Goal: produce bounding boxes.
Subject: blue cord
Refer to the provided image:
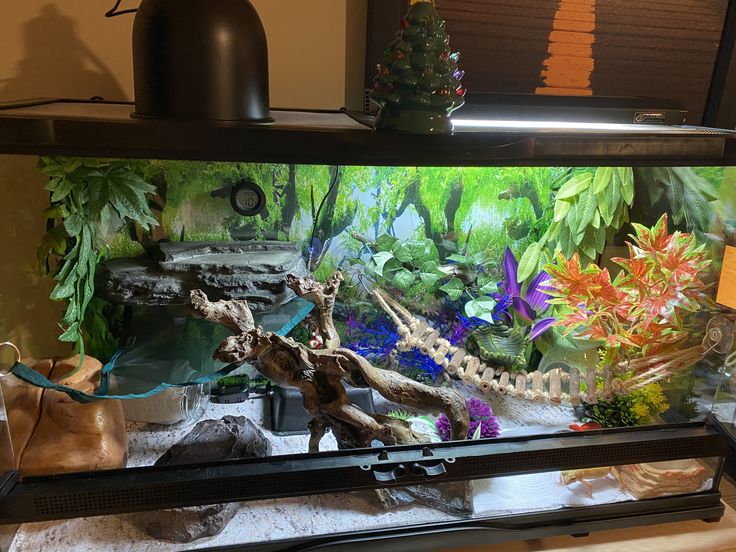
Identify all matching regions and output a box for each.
[11,300,315,403]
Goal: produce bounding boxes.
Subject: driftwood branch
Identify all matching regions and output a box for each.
[191,272,469,452]
[190,289,254,334]
[286,271,342,349]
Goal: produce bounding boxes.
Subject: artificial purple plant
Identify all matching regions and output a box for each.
[490,247,555,340]
[437,397,501,440]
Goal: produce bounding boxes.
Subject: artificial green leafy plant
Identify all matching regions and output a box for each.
[632,167,722,232]
[464,247,555,372]
[519,167,635,282]
[361,233,466,302]
[37,157,158,363]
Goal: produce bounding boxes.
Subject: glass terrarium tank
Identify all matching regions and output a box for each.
[713,324,736,474]
[2,156,733,551]
[714,359,736,432]
[0,96,734,552]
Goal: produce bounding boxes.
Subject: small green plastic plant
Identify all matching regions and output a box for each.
[356,233,497,311]
[582,383,670,428]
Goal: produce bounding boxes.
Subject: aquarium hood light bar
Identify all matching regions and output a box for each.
[454,93,690,127]
[451,118,645,131]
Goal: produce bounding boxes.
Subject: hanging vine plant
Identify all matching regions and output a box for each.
[37,157,158,363]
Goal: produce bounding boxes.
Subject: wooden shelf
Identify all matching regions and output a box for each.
[0,99,734,166]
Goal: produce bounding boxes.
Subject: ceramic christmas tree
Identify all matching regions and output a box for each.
[370,0,465,134]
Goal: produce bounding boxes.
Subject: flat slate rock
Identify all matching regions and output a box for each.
[154,415,271,465]
[96,241,308,310]
[124,416,271,543]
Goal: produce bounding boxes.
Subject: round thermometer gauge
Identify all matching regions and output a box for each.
[230,181,266,216]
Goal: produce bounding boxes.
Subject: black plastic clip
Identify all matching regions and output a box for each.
[370,460,448,483]
[409,461,447,479]
[372,464,407,483]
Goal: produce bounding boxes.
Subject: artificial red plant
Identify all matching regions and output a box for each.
[545,213,712,368]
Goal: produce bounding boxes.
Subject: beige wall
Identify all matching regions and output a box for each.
[0,1,365,358]
[0,1,365,107]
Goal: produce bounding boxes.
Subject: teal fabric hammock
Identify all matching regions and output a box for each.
[8,300,314,404]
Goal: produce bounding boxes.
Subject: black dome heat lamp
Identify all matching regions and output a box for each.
[107,0,272,123]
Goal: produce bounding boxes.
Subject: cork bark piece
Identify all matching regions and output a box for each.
[1,358,54,468]
[19,355,128,477]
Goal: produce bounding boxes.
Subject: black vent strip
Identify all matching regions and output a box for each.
[14,432,732,520]
[0,425,728,523]
[31,470,357,518]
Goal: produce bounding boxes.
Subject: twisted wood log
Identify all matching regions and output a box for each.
[191,272,469,452]
[286,272,342,349]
